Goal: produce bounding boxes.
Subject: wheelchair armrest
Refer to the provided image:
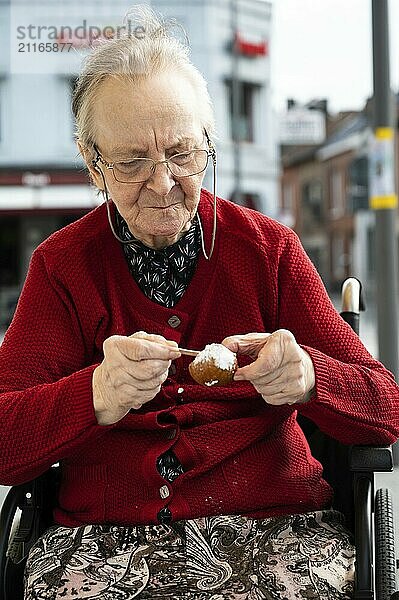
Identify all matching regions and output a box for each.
[350,445,393,473]
[0,467,59,570]
[0,482,32,587]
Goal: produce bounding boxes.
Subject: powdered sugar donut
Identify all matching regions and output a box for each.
[189,343,238,386]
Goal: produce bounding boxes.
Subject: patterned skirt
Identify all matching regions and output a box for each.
[24,510,355,600]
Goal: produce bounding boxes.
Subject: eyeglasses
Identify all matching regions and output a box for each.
[93,144,215,184]
[98,128,218,259]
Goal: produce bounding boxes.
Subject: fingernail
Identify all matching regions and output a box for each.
[234,374,244,380]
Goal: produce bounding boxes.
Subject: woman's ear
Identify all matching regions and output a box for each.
[77,140,104,190]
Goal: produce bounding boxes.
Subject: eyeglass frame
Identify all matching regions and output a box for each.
[92,128,216,184]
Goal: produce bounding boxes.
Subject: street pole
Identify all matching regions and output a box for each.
[371,0,399,459]
[371,0,399,376]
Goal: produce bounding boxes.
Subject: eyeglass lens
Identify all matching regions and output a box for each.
[113,149,209,183]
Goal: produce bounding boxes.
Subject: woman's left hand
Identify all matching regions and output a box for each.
[222,330,315,406]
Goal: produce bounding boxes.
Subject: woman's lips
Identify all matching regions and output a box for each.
[149,203,180,209]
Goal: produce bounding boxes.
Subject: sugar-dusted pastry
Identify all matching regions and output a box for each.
[189,343,238,386]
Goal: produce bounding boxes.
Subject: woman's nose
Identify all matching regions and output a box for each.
[145,162,176,196]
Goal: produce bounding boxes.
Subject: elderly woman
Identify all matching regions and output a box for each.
[1,7,399,600]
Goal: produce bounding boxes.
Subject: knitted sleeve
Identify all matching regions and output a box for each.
[0,248,114,485]
[277,230,399,445]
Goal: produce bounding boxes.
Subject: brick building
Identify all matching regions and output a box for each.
[280,97,399,292]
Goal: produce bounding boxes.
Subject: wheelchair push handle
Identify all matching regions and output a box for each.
[341,278,361,313]
[340,277,364,336]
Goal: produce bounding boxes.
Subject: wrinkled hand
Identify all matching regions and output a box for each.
[222,330,315,406]
[93,331,181,425]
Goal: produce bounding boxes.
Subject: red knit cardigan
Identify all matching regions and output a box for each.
[0,189,399,527]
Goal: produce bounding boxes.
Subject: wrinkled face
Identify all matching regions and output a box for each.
[84,73,208,249]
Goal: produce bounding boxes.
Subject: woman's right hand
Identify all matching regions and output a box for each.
[92,331,181,425]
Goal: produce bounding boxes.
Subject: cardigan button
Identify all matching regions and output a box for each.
[169,364,177,376]
[176,386,184,405]
[165,428,177,440]
[159,485,170,499]
[167,315,181,328]
[157,507,172,523]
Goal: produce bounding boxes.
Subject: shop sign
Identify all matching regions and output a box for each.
[279,108,326,145]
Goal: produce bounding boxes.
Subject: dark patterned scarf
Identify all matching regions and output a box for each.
[115,209,201,308]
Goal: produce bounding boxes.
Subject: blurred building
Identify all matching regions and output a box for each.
[279,96,399,292]
[279,99,329,281]
[0,0,278,326]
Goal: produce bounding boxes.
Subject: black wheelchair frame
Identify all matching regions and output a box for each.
[0,278,398,600]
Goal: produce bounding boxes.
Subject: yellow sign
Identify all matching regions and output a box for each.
[370,195,398,209]
[369,127,398,209]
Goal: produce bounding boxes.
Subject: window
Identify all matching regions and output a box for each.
[282,182,294,214]
[330,169,345,218]
[347,156,368,212]
[226,80,259,142]
[0,217,19,287]
[279,182,296,227]
[302,180,323,225]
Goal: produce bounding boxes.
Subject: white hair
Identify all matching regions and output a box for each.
[72,5,216,149]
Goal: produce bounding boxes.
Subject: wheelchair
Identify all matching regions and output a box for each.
[0,278,398,600]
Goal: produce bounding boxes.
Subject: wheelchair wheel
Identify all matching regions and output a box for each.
[375,488,397,600]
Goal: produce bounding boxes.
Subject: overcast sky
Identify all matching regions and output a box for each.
[271,0,399,115]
